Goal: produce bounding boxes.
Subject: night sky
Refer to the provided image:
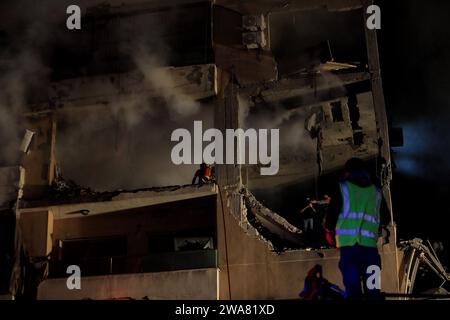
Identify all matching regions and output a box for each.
[378,0,450,264]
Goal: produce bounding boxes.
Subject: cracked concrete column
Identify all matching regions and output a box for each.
[21,114,57,200]
[363,0,400,292]
[214,71,241,187]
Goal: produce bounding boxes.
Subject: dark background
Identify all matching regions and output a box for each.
[378,0,450,265]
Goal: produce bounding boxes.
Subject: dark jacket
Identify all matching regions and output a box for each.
[300,205,315,220]
[324,172,391,232]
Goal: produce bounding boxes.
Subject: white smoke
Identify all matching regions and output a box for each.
[56,46,213,191]
[240,96,316,160]
[0,21,51,165]
[50,3,214,191]
[133,50,200,119]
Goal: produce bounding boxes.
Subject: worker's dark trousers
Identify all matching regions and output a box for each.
[339,245,382,300]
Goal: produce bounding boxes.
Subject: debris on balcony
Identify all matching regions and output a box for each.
[21,171,217,212]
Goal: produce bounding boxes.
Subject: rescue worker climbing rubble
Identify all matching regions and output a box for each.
[300,196,331,247]
[324,157,391,300]
[300,198,316,233]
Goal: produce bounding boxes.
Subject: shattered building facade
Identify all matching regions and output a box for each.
[0,0,447,300]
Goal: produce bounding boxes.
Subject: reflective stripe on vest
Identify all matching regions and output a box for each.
[340,212,380,225]
[335,181,381,248]
[335,229,378,239]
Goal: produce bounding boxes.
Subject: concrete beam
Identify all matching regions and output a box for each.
[85,0,212,20]
[28,64,217,114]
[214,81,241,187]
[214,44,278,85]
[215,0,363,15]
[21,115,57,200]
[362,0,400,291]
[240,71,370,111]
[243,71,370,93]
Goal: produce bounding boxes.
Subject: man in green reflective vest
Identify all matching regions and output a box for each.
[324,158,391,299]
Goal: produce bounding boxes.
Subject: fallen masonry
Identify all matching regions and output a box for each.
[242,188,305,251]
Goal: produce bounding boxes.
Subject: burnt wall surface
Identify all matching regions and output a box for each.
[1,1,213,82]
[52,195,216,242]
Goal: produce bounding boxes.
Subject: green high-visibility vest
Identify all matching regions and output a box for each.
[335,181,382,248]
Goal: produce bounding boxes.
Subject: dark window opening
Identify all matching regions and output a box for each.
[61,236,127,261]
[174,237,214,251]
[49,236,127,278]
[348,94,361,130]
[270,8,368,76]
[331,101,344,122]
[51,2,213,80]
[147,234,175,253]
[141,229,216,272]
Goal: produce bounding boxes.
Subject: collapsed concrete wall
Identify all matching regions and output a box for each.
[216,185,399,299]
[243,189,305,251]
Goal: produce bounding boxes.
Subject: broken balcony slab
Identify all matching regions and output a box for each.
[320,61,358,72]
[220,186,276,252]
[243,189,304,248]
[19,184,217,219]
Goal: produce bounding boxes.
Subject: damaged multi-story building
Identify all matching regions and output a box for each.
[0,0,449,300]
